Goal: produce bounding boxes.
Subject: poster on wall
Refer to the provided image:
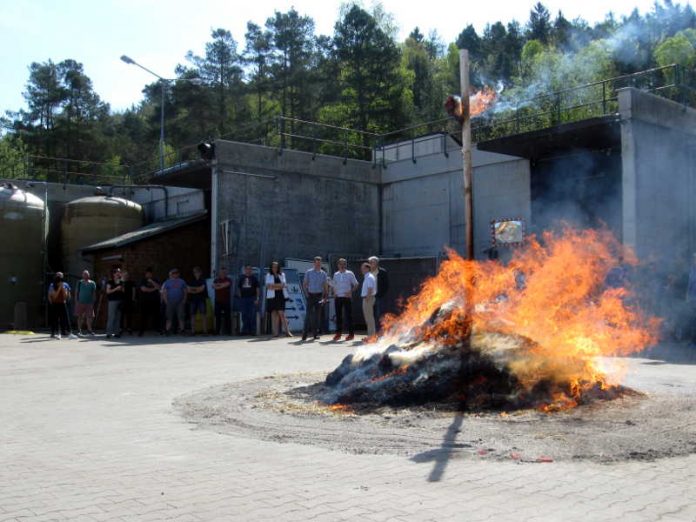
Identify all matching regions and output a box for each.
[284,258,336,332]
[282,268,306,332]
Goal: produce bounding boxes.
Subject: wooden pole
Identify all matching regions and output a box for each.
[460,49,474,261]
[458,51,475,398]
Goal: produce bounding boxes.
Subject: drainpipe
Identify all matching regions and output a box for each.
[210,158,219,277]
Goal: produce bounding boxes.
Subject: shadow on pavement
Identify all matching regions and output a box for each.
[411,413,465,482]
[18,337,63,343]
[19,334,242,346]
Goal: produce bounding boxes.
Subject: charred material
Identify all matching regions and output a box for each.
[321,331,631,411]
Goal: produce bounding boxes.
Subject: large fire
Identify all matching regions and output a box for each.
[372,227,659,410]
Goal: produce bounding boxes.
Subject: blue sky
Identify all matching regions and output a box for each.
[1,0,670,115]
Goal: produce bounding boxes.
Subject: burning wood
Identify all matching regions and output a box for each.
[322,227,660,412]
[445,87,498,124]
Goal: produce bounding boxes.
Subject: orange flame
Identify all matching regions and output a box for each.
[328,403,354,413]
[469,87,497,117]
[379,227,660,409]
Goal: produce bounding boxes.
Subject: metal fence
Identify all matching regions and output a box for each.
[269,64,696,168]
[6,64,695,184]
[471,64,696,143]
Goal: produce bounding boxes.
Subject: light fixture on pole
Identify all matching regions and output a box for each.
[120,55,202,174]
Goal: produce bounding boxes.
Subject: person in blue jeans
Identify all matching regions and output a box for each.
[237,265,260,335]
[162,268,187,335]
[302,256,328,341]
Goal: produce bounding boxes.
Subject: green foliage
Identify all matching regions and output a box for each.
[0,135,27,178]
[654,31,696,68]
[331,5,410,139]
[527,2,552,44]
[5,1,696,173]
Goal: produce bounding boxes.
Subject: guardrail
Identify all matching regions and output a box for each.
[6,65,693,184]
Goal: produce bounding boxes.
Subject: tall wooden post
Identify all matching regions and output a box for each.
[460,49,474,260]
[459,51,475,394]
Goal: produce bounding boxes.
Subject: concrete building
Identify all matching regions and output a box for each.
[477,87,696,270]
[380,134,530,259]
[144,87,696,277]
[214,140,380,272]
[130,85,696,332]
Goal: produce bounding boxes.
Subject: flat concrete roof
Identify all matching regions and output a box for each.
[148,161,211,190]
[477,115,621,159]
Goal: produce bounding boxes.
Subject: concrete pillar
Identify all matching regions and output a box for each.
[618,88,638,254]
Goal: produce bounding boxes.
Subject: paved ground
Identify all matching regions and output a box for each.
[1,333,695,522]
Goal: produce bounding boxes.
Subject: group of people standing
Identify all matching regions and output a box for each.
[261,255,388,342]
[48,266,239,339]
[103,265,238,337]
[47,255,389,341]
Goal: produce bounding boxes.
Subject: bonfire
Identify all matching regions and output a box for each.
[322,227,660,412]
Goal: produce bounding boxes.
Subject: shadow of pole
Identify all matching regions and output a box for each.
[410,413,465,482]
[427,414,464,482]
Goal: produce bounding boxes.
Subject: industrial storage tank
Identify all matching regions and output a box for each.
[61,196,143,279]
[0,183,48,329]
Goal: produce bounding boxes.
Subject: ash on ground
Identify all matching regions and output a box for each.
[174,365,696,464]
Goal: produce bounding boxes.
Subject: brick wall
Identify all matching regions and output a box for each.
[87,218,210,328]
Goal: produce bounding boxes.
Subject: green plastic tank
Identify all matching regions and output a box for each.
[61,196,143,279]
[0,183,48,329]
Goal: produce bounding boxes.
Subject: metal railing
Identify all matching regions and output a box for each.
[271,64,696,168]
[471,64,696,143]
[276,116,378,163]
[5,65,695,184]
[0,155,134,186]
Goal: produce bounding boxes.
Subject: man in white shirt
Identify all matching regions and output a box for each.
[361,262,377,339]
[332,258,359,341]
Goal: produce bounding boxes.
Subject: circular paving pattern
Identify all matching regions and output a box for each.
[174,372,696,463]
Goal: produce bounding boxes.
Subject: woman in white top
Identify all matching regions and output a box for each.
[264,261,292,337]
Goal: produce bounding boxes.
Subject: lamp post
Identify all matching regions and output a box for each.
[120,55,201,174]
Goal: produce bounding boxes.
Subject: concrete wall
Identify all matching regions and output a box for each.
[215,140,379,273]
[122,186,204,222]
[380,134,530,259]
[620,88,696,266]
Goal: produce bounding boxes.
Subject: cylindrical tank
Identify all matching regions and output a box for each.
[0,183,48,329]
[61,196,143,279]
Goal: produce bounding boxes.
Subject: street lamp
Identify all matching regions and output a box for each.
[120,55,202,174]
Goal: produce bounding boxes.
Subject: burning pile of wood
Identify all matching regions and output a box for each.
[322,228,659,412]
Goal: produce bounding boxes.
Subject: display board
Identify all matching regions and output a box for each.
[285,258,336,332]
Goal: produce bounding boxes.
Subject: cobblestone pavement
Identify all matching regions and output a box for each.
[1,333,695,522]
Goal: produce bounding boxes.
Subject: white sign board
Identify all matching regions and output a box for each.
[285,258,336,332]
[282,268,306,332]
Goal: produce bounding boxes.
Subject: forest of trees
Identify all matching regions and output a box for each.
[2,1,696,182]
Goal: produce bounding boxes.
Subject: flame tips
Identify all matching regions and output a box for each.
[375,226,659,411]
